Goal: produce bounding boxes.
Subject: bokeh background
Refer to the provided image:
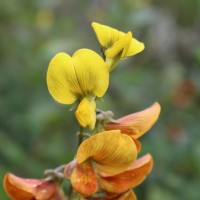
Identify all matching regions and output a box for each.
[1,0,200,199]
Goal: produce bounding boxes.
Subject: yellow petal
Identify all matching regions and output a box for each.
[75,97,96,130]
[47,52,79,104]
[92,22,121,47]
[77,130,137,176]
[71,161,98,197]
[99,154,153,194]
[126,37,145,56]
[105,102,161,139]
[72,49,109,97]
[105,32,132,59]
[105,57,121,72]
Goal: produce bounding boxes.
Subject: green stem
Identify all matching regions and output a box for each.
[78,126,84,146]
[67,185,73,199]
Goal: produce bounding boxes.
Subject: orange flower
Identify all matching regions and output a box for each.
[4,173,62,200]
[76,130,137,176]
[65,130,137,197]
[65,131,152,199]
[65,154,152,199]
[105,102,161,139]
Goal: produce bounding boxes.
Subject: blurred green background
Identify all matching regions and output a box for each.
[1,0,200,199]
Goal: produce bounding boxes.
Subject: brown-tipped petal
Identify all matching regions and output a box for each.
[71,161,98,197]
[77,130,137,176]
[105,102,161,139]
[99,154,153,194]
[4,173,57,200]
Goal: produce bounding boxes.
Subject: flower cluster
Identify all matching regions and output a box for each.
[4,22,161,200]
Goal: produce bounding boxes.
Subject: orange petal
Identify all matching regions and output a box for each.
[4,173,34,200]
[82,190,137,200]
[124,190,137,200]
[132,138,141,153]
[99,154,153,194]
[105,102,161,139]
[35,181,58,200]
[115,190,137,200]
[71,161,98,197]
[4,173,57,200]
[77,130,137,176]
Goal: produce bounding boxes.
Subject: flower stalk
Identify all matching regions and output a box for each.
[3,22,160,200]
[77,126,85,146]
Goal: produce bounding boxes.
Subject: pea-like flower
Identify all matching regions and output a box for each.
[105,102,161,139]
[64,133,152,199]
[92,22,145,71]
[47,48,109,130]
[64,130,153,199]
[4,173,62,200]
[76,130,137,176]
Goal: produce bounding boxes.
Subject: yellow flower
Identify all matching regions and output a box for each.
[92,22,145,71]
[47,48,109,129]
